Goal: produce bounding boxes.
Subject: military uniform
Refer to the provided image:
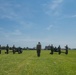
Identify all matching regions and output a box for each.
[37,42,41,57]
[58,45,61,54]
[65,45,68,54]
[0,45,1,54]
[50,44,54,54]
[6,44,9,54]
[12,45,15,54]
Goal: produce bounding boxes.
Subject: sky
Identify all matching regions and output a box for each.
[0,0,76,48]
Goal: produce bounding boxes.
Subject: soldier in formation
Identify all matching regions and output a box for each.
[0,45,1,54]
[54,47,58,52]
[6,44,9,54]
[50,44,54,54]
[18,47,22,54]
[58,45,61,54]
[65,45,68,54]
[12,45,15,54]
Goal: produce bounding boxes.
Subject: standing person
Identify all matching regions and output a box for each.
[18,47,22,54]
[12,45,15,54]
[50,44,54,54]
[6,44,9,54]
[0,45,1,54]
[65,45,68,54]
[58,45,61,55]
[36,42,41,57]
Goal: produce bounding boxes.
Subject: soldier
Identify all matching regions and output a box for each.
[0,45,1,54]
[6,44,9,54]
[12,45,15,54]
[18,47,22,54]
[65,45,68,54]
[20,47,22,53]
[36,42,41,57]
[50,44,54,54]
[58,45,61,55]
[54,47,57,52]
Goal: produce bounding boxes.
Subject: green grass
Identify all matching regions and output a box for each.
[0,50,76,75]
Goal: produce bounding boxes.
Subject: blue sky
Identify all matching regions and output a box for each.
[0,0,76,48]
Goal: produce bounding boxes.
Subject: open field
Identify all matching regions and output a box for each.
[0,50,76,75]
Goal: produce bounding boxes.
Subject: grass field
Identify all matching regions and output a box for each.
[0,50,76,75]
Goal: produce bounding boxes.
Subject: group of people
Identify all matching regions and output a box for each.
[36,42,68,57]
[0,44,22,54]
[0,43,68,56]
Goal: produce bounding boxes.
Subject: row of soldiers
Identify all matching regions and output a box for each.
[49,45,68,55]
[0,45,22,54]
[36,42,68,57]
[0,43,68,56]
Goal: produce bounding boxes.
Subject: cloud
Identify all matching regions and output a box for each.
[0,27,76,48]
[0,27,52,47]
[19,21,33,30]
[0,2,18,20]
[66,15,76,18]
[46,25,53,31]
[43,0,64,16]
[64,15,76,18]
[0,27,3,31]
[71,15,76,18]
[51,0,63,10]
[58,14,76,20]
[12,30,22,35]
[1,0,35,29]
[0,1,19,20]
[0,1,34,31]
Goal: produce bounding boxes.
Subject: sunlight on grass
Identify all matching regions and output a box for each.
[0,50,76,75]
